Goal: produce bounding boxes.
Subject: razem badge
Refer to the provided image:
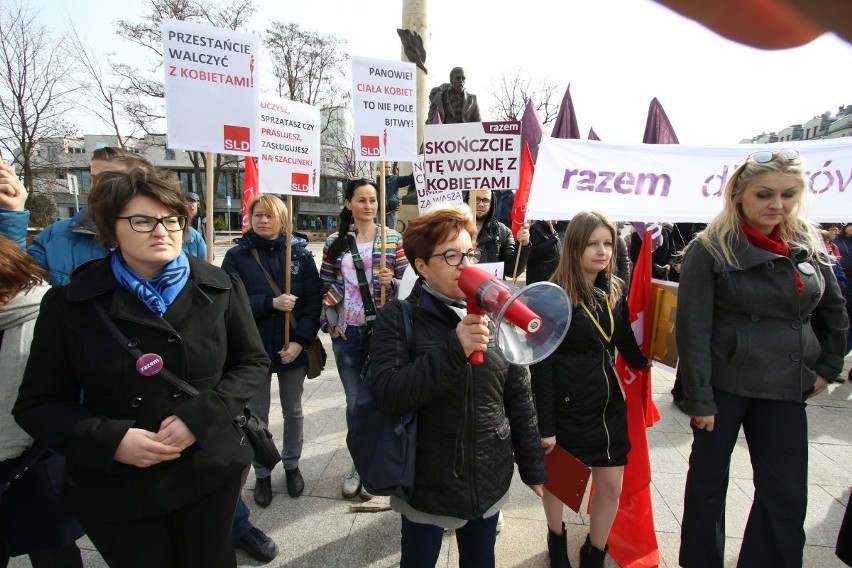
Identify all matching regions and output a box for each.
[136,353,164,377]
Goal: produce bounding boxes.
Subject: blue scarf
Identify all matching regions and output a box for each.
[110,251,190,316]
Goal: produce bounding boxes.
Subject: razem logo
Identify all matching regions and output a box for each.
[223,125,251,152]
[360,135,380,157]
[291,172,309,193]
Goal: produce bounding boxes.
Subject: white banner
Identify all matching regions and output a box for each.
[351,56,417,162]
[412,156,463,213]
[162,19,260,155]
[528,137,852,223]
[257,98,321,196]
[423,121,521,193]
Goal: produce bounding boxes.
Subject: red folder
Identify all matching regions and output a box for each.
[544,445,592,512]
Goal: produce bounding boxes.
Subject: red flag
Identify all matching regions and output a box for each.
[241,156,259,233]
[510,142,534,239]
[608,233,661,568]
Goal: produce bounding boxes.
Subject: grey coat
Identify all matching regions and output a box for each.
[676,235,848,417]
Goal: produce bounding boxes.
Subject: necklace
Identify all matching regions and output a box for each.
[580,298,614,343]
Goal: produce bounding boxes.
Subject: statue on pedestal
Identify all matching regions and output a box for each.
[426,67,481,124]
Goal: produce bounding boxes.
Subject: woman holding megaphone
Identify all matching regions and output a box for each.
[368,205,546,568]
[530,211,648,568]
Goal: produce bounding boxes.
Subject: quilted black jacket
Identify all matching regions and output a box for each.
[369,282,547,519]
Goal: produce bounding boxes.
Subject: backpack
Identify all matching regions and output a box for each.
[346,299,417,501]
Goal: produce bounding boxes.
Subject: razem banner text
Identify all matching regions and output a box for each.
[423,121,521,200]
[527,137,852,223]
[162,19,260,156]
[351,56,417,162]
[257,97,321,196]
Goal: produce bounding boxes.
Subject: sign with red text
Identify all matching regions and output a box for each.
[423,121,521,194]
[351,56,417,162]
[412,155,463,213]
[528,137,852,222]
[257,97,321,196]
[162,19,260,155]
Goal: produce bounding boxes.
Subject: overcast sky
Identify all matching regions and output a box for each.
[35,0,852,145]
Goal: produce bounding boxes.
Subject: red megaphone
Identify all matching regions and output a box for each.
[458,266,543,365]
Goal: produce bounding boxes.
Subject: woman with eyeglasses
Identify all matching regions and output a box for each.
[13,167,269,568]
[320,178,408,500]
[368,205,546,567]
[221,194,322,506]
[530,211,648,568]
[676,149,848,568]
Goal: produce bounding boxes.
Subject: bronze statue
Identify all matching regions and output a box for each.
[426,67,481,124]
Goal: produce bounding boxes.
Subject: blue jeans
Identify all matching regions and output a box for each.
[400,514,499,568]
[332,326,371,430]
[231,497,252,541]
[247,366,306,476]
[386,210,399,232]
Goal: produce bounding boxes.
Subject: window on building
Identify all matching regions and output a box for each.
[163,147,176,160]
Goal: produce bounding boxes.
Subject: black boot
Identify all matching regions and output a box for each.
[579,534,607,568]
[547,522,572,568]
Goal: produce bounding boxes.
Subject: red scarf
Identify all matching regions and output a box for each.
[740,223,803,295]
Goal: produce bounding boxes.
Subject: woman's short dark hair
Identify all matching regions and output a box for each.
[0,235,47,300]
[403,205,477,276]
[87,166,188,247]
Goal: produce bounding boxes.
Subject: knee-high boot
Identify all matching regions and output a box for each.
[547,522,572,568]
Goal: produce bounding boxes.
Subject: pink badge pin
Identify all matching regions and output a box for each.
[136,353,163,376]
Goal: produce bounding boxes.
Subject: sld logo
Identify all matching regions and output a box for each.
[224,125,250,152]
[291,173,309,193]
[360,135,380,157]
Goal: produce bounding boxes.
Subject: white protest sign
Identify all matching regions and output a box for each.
[423,121,521,193]
[528,137,852,223]
[413,156,463,213]
[257,98,321,196]
[162,19,260,155]
[351,56,417,162]
[476,262,505,280]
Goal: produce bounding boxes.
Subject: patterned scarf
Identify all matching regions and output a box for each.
[110,251,190,316]
[740,224,803,295]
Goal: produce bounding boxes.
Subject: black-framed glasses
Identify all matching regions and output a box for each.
[475,197,491,205]
[117,215,187,233]
[747,148,800,164]
[429,248,481,266]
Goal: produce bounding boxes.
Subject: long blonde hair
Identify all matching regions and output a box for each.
[696,151,824,266]
[550,211,623,309]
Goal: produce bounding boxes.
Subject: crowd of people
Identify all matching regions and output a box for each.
[0,147,850,568]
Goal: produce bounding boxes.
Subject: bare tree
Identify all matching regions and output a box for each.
[0,0,80,184]
[264,21,349,133]
[489,70,561,125]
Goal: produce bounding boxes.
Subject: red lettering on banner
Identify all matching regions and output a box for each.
[224,125,250,152]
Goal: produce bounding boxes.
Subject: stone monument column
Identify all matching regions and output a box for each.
[401,0,429,148]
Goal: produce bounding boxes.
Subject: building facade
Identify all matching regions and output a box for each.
[740,104,852,144]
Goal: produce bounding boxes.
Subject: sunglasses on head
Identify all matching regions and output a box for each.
[746,148,800,164]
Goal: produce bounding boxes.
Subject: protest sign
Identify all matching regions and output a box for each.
[351,56,417,162]
[257,97,321,196]
[162,19,260,155]
[412,156,462,213]
[528,137,852,222]
[423,121,521,194]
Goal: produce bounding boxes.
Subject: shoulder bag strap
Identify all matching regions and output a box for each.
[347,235,377,321]
[249,248,299,330]
[93,301,200,397]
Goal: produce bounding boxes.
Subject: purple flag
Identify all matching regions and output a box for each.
[634,98,680,250]
[521,99,544,163]
[588,127,601,141]
[551,85,581,140]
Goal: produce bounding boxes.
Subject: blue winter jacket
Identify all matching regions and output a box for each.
[0,208,207,285]
[221,231,322,373]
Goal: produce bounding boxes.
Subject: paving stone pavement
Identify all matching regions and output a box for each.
[10,241,850,567]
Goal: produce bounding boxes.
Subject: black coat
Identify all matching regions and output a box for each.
[530,276,647,465]
[369,282,547,519]
[13,254,270,522]
[221,232,322,373]
[526,221,560,284]
[476,195,529,279]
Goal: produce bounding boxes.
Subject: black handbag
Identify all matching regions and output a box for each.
[93,302,281,470]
